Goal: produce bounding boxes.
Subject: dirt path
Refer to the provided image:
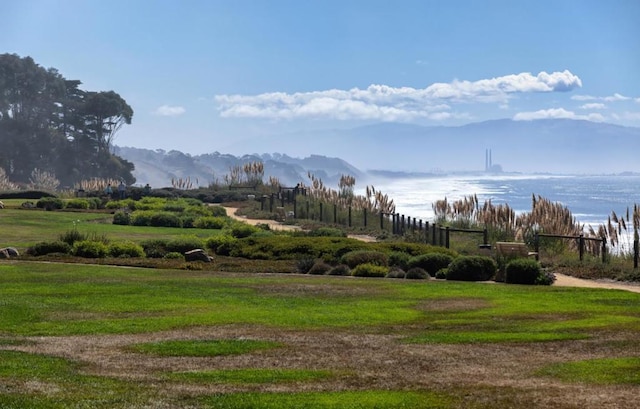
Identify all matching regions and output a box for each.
[222,206,377,242]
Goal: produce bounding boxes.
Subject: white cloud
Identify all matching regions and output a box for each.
[580,103,606,110]
[154,105,186,117]
[513,108,604,122]
[215,70,582,121]
[571,93,631,102]
[636,98,640,103]
[612,111,640,122]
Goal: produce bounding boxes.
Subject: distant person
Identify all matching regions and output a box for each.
[104,183,113,197]
[118,181,126,199]
[143,183,151,195]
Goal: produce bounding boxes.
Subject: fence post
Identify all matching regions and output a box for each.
[425,222,430,244]
[319,202,323,222]
[445,226,450,248]
[363,209,367,228]
[439,226,445,246]
[602,237,607,263]
[293,197,297,219]
[579,234,584,261]
[534,232,540,261]
[483,228,488,246]
[634,230,638,269]
[432,224,437,245]
[333,204,337,224]
[269,194,274,212]
[348,206,352,227]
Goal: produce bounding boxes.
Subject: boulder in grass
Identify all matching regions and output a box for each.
[0,247,19,258]
[184,248,213,262]
[0,249,8,259]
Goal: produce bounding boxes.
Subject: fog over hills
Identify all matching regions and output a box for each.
[220,119,640,174]
[117,119,640,187]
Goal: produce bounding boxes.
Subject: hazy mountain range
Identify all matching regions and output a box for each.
[117,119,640,188]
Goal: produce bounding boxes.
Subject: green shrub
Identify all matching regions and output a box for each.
[341,250,388,269]
[108,241,145,258]
[296,257,316,274]
[179,214,197,228]
[386,268,406,279]
[162,203,186,213]
[193,216,227,229]
[229,223,260,238]
[308,260,332,275]
[73,240,108,258]
[209,205,227,217]
[166,236,205,254]
[205,235,239,256]
[86,197,103,209]
[105,199,136,211]
[112,211,131,225]
[327,264,350,276]
[163,252,185,260]
[407,253,454,276]
[505,258,544,285]
[27,241,72,256]
[405,267,429,280]
[351,263,388,278]
[388,251,411,270]
[226,236,368,261]
[446,256,497,281]
[36,197,64,210]
[150,211,182,228]
[435,268,448,279]
[66,198,90,209]
[130,210,154,226]
[141,238,169,258]
[536,270,556,285]
[308,227,347,237]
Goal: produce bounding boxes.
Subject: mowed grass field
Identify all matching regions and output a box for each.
[0,203,639,408]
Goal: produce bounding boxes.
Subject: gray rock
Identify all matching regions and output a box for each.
[0,247,19,258]
[184,248,213,262]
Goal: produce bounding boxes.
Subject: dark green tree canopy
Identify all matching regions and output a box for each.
[0,53,135,187]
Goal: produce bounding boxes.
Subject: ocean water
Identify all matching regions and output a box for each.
[365,174,640,228]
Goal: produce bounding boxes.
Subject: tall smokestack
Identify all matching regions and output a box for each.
[489,149,492,170]
[485,149,488,171]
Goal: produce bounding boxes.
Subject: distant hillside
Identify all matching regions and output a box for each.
[114,147,366,188]
[220,119,640,174]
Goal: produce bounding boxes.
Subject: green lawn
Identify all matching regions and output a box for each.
[1,205,639,408]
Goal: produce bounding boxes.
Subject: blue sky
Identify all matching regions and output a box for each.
[4,0,640,155]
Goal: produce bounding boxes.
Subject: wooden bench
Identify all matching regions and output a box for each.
[495,242,538,258]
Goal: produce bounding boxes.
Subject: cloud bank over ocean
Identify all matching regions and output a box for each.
[215,70,582,122]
